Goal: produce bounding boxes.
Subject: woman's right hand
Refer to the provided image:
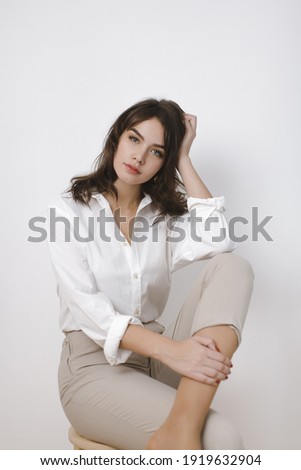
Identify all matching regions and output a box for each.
[162,336,233,385]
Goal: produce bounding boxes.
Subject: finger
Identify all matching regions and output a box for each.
[200,366,228,381]
[193,335,217,350]
[183,114,197,130]
[187,371,223,386]
[184,113,196,121]
[193,336,220,354]
[207,342,219,352]
[192,336,233,366]
[205,358,231,376]
[190,115,197,130]
[206,348,233,368]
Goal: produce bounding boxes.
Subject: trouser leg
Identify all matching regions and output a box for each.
[60,330,245,450]
[151,253,254,389]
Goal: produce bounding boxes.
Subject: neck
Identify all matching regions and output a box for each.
[105,179,143,211]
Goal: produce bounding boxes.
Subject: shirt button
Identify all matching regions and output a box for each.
[134,307,141,316]
[133,272,140,279]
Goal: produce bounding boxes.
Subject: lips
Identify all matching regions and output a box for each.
[124,163,141,174]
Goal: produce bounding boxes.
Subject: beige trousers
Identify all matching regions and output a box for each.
[58,253,254,450]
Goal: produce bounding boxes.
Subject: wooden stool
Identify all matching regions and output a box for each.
[68,426,117,450]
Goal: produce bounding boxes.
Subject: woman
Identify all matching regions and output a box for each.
[47,98,254,450]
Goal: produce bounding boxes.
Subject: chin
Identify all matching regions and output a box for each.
[118,176,142,185]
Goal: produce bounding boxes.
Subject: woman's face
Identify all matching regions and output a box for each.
[113,117,166,186]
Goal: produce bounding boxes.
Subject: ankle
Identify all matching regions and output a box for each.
[164,412,203,435]
[167,417,203,450]
[147,425,201,450]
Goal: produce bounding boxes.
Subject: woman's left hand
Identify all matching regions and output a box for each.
[178,113,197,162]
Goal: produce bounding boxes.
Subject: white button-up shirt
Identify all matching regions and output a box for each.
[46,192,237,365]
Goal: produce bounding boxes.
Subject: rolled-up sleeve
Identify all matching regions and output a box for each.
[46,203,143,365]
[168,196,238,273]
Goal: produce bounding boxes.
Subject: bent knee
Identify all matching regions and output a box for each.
[213,253,254,283]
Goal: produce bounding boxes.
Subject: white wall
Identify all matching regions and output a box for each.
[1,0,300,449]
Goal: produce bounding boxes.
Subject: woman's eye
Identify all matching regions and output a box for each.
[129,135,139,143]
[152,149,163,158]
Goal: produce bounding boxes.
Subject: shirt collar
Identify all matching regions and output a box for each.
[91,192,153,214]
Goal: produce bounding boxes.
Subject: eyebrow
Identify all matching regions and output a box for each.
[129,127,165,150]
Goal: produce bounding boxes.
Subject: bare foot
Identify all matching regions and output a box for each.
[146,421,202,450]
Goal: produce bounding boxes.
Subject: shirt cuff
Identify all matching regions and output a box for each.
[104,313,143,366]
[187,196,226,212]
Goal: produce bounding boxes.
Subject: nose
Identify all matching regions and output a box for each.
[132,148,145,164]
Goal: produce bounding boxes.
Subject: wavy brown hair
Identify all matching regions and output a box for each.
[66,98,188,224]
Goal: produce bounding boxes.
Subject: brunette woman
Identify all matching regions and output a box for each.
[47,98,254,450]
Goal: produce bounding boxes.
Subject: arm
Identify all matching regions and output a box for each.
[120,324,232,385]
[177,114,212,199]
[46,200,143,366]
[167,113,237,273]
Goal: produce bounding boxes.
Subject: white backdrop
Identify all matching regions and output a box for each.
[1,0,300,450]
